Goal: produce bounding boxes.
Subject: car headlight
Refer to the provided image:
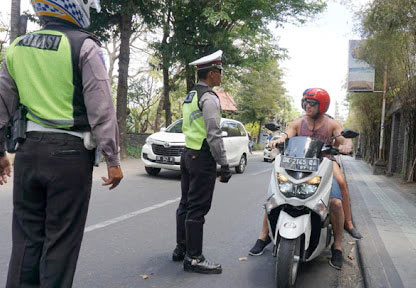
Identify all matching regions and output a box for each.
[146,137,155,145]
[277,173,320,199]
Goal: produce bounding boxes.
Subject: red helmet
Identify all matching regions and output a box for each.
[302,88,330,114]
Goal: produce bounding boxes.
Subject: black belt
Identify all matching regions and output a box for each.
[26,131,83,142]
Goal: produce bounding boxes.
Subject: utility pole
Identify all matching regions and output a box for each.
[373,64,388,175]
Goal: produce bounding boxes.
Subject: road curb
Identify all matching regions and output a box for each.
[338,156,368,288]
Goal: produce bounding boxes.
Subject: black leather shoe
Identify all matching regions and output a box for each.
[183,254,222,274]
[172,245,186,262]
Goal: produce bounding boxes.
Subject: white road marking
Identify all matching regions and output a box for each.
[84,197,181,233]
[250,168,273,176]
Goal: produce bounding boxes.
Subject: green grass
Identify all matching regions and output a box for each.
[127,144,143,158]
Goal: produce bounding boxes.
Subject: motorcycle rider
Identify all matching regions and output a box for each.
[249,88,358,270]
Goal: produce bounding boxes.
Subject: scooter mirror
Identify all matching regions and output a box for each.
[341,129,359,139]
[265,122,280,132]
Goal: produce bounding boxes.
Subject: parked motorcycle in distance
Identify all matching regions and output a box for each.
[264,128,359,288]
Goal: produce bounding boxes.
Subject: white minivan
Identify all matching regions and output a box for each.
[141,118,249,176]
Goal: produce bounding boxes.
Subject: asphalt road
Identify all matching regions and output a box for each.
[0,154,363,287]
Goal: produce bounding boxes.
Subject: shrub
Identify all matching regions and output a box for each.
[253,143,264,151]
[127,144,142,158]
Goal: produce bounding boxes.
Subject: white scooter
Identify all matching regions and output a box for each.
[264,124,358,288]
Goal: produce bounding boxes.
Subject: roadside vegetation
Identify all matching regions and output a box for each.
[126,144,143,159]
[345,0,416,181]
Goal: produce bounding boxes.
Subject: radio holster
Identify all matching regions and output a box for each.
[5,105,27,153]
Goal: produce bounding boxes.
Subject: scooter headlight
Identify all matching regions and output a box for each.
[277,173,320,199]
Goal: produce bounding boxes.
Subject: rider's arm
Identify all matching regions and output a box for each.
[332,119,353,154]
[270,118,300,148]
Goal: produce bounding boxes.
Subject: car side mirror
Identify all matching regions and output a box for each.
[221,131,228,137]
[341,129,359,139]
[160,127,166,132]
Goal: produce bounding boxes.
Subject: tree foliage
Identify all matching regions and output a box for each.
[347,0,416,179]
[88,0,326,156]
[234,59,295,141]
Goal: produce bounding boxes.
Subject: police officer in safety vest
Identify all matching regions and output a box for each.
[0,0,123,286]
[172,50,232,274]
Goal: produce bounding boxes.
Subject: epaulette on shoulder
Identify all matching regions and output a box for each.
[79,29,102,47]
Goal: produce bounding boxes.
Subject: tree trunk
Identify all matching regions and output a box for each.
[116,13,132,159]
[154,97,164,132]
[161,1,172,126]
[163,64,171,126]
[10,0,20,43]
[186,64,195,92]
[257,119,264,144]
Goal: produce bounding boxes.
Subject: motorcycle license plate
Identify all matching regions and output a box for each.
[156,156,175,164]
[280,156,319,172]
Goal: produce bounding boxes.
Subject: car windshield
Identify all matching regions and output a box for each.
[165,119,183,133]
[284,136,324,159]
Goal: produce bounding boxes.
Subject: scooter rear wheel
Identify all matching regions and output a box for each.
[275,237,301,288]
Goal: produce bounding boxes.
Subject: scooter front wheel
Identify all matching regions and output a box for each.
[275,236,301,288]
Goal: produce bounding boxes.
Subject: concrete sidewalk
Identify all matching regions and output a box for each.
[341,157,416,288]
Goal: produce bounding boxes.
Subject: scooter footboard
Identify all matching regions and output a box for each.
[275,211,312,251]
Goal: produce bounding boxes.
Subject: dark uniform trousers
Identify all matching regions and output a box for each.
[6,132,94,288]
[176,143,217,257]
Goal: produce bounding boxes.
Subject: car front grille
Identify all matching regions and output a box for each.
[152,144,185,157]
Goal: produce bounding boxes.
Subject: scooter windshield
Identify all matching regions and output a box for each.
[283,136,324,159]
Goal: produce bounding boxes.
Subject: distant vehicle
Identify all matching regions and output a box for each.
[264,134,282,162]
[141,118,249,176]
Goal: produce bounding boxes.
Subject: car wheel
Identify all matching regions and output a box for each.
[145,167,161,176]
[235,155,247,174]
[264,158,269,162]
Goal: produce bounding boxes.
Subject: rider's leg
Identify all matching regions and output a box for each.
[330,197,344,251]
[248,213,271,256]
[259,213,269,241]
[329,187,344,270]
[333,162,354,230]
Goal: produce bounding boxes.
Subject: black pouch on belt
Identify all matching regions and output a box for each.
[5,105,27,153]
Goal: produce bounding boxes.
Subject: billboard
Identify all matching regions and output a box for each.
[348,40,375,92]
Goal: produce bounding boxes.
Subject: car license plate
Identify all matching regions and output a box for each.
[156,156,175,164]
[280,156,319,172]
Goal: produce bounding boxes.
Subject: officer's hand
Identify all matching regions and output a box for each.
[218,165,232,183]
[102,166,123,190]
[0,155,11,185]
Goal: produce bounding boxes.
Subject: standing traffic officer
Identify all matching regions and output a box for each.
[0,0,123,286]
[172,50,232,274]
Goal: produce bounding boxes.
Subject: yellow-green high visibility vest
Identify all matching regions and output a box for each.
[182,84,221,150]
[6,24,95,131]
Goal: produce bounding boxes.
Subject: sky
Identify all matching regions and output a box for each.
[0,0,370,118]
[273,0,370,117]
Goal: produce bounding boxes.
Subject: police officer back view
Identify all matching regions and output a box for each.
[172,50,232,274]
[0,0,123,286]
